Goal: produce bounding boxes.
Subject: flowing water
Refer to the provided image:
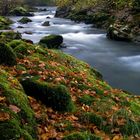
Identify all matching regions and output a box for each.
[9,7,140,94]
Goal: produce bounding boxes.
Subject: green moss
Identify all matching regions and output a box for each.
[0,70,37,139]
[112,109,140,136]
[18,17,32,24]
[78,94,94,106]
[0,43,17,66]
[8,40,25,49]
[39,34,63,49]
[20,78,75,112]
[0,16,12,30]
[10,7,33,16]
[1,31,22,40]
[63,132,102,140]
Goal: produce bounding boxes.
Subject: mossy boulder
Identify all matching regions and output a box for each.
[0,16,13,30]
[107,24,133,41]
[0,70,37,140]
[18,17,32,24]
[8,40,35,58]
[63,132,102,140]
[0,43,17,66]
[42,21,50,26]
[39,34,63,49]
[20,79,74,112]
[1,31,22,40]
[10,7,34,16]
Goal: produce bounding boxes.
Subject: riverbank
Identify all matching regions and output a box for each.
[0,31,140,139]
[55,0,140,42]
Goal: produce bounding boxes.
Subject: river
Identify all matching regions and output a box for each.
[9,6,140,95]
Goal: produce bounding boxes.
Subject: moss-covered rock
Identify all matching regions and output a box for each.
[20,79,75,112]
[1,31,22,40]
[0,69,37,140]
[0,16,13,30]
[62,132,102,140]
[39,34,63,49]
[9,7,34,16]
[18,17,32,24]
[0,43,17,66]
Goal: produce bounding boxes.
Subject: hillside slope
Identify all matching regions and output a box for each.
[0,32,140,139]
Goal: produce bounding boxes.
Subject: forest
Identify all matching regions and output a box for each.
[0,0,140,140]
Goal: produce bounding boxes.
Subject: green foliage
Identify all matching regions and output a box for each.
[8,40,25,49]
[39,34,63,49]
[63,132,102,140]
[0,43,17,66]
[20,79,75,112]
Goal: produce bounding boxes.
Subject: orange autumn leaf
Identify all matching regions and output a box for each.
[0,112,10,121]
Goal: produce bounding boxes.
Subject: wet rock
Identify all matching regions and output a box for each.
[107,24,133,41]
[39,34,63,49]
[42,21,50,26]
[18,17,32,24]
[10,7,34,16]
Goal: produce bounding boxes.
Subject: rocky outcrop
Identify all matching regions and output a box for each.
[18,17,32,24]
[107,24,133,41]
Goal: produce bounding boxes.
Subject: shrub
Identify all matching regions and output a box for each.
[0,43,17,66]
[39,34,63,49]
[20,79,74,112]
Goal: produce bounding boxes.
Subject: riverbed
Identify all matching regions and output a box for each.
[9,6,140,94]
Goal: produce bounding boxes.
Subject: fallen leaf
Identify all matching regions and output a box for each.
[9,105,21,113]
[0,112,10,121]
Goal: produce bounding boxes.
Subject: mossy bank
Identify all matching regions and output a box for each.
[0,32,140,139]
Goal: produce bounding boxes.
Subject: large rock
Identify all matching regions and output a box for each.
[55,6,71,18]
[107,24,133,41]
[18,17,32,24]
[39,34,63,49]
[10,7,34,16]
[42,21,50,26]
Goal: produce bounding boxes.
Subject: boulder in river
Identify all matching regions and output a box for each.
[42,21,50,26]
[9,7,34,16]
[39,34,63,49]
[18,17,32,24]
[107,24,133,41]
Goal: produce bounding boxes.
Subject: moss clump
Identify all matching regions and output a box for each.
[0,70,37,139]
[8,40,25,49]
[20,79,75,112]
[0,16,12,30]
[78,94,94,106]
[62,132,102,140]
[1,31,22,40]
[80,112,105,129]
[39,34,63,49]
[0,43,17,66]
[18,17,32,24]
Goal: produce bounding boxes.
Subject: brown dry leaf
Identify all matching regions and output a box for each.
[0,112,10,121]
[67,115,78,121]
[9,105,21,113]
[117,118,126,126]
[0,96,6,102]
[112,106,119,111]
[112,135,122,140]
